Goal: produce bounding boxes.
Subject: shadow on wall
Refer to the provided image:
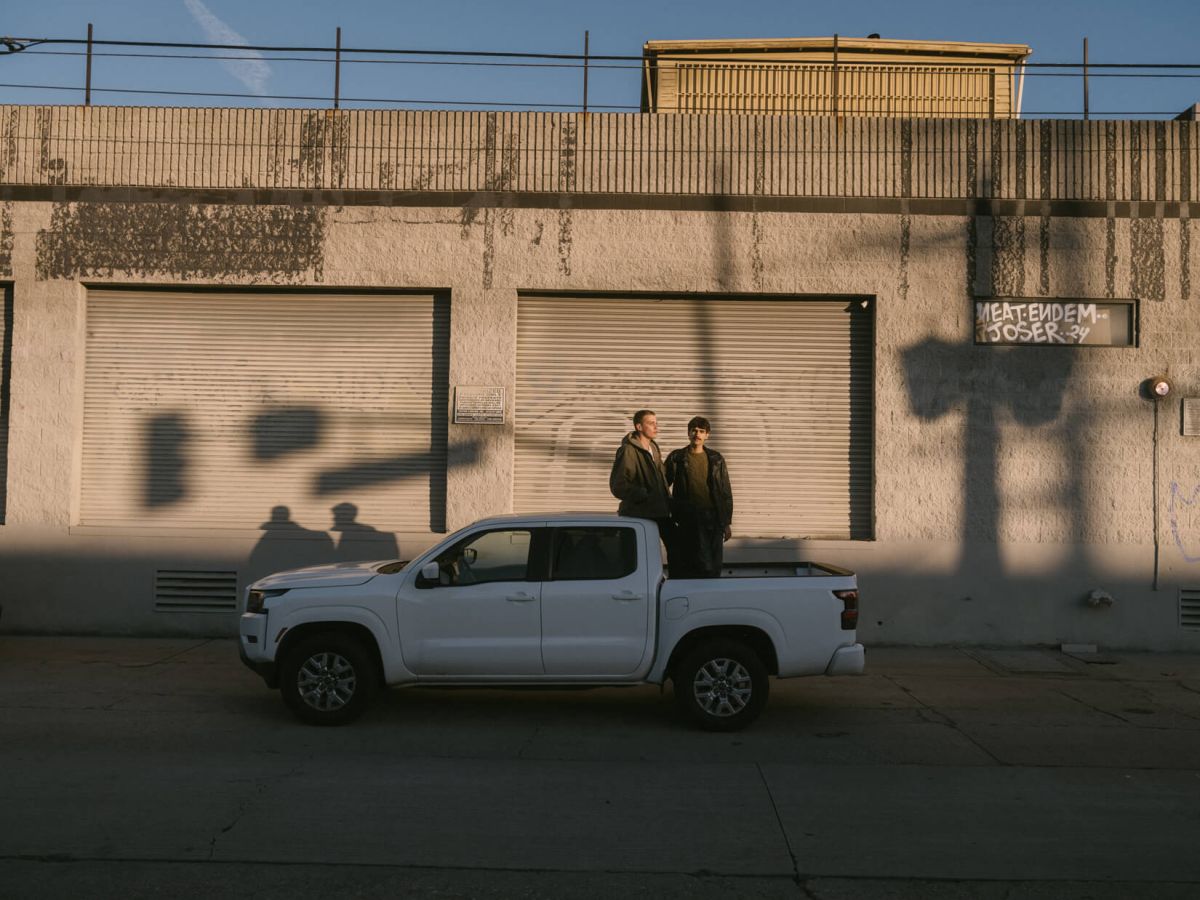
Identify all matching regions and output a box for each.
[0,525,1183,645]
[133,291,456,531]
[137,403,477,535]
[0,286,12,524]
[144,413,190,508]
[251,406,322,461]
[901,337,1079,577]
[246,503,402,581]
[893,155,1127,625]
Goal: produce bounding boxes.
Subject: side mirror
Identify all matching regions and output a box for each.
[421,562,441,582]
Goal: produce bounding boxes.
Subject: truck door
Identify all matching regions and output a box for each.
[540,524,651,676]
[398,527,545,676]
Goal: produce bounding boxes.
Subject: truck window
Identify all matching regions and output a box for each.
[550,527,637,581]
[433,529,533,586]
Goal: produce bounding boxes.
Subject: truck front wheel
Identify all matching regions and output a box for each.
[280,633,376,726]
[674,639,769,732]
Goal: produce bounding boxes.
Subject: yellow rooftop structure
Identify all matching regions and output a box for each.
[641,36,1033,119]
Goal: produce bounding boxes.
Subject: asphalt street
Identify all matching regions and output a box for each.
[2,636,1199,898]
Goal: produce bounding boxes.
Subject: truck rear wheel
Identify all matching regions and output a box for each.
[674,638,769,732]
[280,632,376,726]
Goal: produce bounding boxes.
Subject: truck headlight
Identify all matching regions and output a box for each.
[245,589,287,614]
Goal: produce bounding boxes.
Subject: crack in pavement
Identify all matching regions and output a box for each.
[208,765,303,861]
[881,674,1006,765]
[755,763,801,889]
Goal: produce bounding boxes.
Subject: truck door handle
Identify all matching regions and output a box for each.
[611,591,642,602]
[506,592,536,603]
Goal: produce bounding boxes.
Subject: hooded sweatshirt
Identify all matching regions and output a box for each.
[608,431,671,519]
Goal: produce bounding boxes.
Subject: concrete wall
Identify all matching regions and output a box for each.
[1,107,1199,648]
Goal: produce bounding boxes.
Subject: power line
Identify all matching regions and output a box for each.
[12,48,624,70]
[0,81,638,109]
[1,84,1191,119]
[6,35,1200,68]
[13,48,1200,79]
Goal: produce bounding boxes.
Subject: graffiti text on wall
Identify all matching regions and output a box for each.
[1170,482,1200,564]
[975,299,1134,347]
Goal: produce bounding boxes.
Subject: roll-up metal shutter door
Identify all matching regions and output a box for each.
[82,291,447,531]
[515,296,873,539]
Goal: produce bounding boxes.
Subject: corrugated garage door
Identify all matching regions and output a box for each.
[515,296,873,539]
[81,290,447,531]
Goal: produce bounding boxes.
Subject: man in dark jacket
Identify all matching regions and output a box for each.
[664,416,733,578]
[609,409,673,556]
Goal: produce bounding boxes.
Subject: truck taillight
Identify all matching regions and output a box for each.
[834,589,858,630]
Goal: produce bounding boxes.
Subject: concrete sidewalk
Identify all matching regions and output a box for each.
[2,637,1200,898]
[3,636,1200,767]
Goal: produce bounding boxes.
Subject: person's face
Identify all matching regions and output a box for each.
[636,414,658,440]
[688,424,709,448]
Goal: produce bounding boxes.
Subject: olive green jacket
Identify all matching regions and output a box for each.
[609,432,671,519]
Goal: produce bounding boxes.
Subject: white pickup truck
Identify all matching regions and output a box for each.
[239,513,864,731]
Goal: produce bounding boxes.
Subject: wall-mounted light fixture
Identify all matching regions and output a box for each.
[1143,376,1172,401]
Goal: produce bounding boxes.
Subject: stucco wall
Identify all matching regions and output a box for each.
[1,107,1199,647]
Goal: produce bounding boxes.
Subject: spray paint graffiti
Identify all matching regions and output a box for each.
[1169,481,1200,563]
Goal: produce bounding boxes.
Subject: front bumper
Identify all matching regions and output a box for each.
[239,612,279,688]
[825,642,866,676]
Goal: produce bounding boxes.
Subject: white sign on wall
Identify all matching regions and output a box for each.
[454,386,505,424]
[975,299,1135,347]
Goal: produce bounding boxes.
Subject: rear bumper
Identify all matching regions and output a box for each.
[825,643,866,676]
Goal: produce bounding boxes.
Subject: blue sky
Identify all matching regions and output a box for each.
[2,0,1198,117]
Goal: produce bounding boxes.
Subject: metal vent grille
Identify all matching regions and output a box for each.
[155,570,239,614]
[1183,399,1200,437]
[1180,589,1200,630]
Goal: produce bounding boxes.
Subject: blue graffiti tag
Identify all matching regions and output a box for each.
[1169,482,1200,563]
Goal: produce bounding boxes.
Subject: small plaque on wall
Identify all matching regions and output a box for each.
[454,386,505,424]
[1184,399,1200,437]
[975,299,1135,347]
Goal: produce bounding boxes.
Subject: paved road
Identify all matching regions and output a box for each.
[2,637,1199,898]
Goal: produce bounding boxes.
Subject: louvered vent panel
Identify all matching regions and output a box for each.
[155,570,238,613]
[1180,589,1200,630]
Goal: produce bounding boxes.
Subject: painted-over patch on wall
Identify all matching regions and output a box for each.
[35,203,325,282]
[0,202,13,277]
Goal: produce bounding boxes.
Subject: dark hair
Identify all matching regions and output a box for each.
[633,409,656,426]
[687,416,711,432]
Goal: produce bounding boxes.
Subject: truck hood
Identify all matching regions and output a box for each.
[251,560,399,591]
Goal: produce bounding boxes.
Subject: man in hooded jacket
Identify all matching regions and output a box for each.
[609,409,674,560]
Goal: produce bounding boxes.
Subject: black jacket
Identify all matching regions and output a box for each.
[609,432,671,519]
[664,446,733,529]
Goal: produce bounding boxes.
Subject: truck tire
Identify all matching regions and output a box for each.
[280,632,376,726]
[674,638,769,732]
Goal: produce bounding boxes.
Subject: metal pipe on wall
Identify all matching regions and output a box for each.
[334,26,342,110]
[85,23,93,106]
[832,33,839,117]
[1083,37,1089,120]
